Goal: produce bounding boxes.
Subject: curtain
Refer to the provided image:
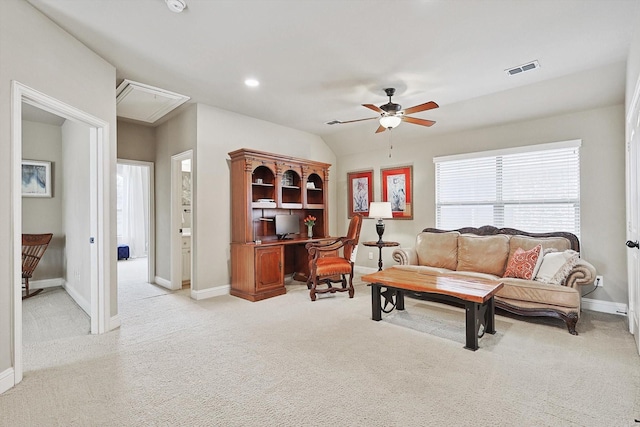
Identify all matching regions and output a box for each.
[117,164,149,258]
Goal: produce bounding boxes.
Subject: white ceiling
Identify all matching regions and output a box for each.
[26,0,639,156]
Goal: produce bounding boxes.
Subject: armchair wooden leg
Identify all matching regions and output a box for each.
[310,277,317,301]
[348,274,354,298]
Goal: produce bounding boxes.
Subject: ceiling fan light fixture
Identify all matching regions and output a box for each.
[379,115,402,129]
[165,0,186,13]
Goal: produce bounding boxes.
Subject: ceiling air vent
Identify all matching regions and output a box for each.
[505,60,540,76]
[116,79,190,124]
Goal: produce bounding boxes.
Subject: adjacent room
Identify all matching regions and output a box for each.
[2,0,640,425]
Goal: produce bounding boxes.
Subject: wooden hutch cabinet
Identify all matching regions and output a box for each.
[228,148,331,301]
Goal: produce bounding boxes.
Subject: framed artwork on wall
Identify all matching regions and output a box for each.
[381,165,412,219]
[347,169,373,217]
[22,160,52,198]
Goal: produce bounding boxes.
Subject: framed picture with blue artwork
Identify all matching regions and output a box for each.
[347,169,373,218]
[22,160,52,197]
[381,165,412,219]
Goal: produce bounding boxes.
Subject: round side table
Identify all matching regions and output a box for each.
[362,241,400,271]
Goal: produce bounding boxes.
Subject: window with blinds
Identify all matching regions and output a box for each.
[434,140,581,236]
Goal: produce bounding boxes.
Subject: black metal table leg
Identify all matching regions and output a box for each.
[396,289,405,311]
[486,297,496,335]
[464,301,479,351]
[371,283,382,321]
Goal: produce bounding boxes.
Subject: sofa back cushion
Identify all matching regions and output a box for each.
[415,231,459,270]
[456,234,510,276]
[508,235,572,261]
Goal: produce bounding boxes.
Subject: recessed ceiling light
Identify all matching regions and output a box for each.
[165,0,186,13]
[244,79,260,88]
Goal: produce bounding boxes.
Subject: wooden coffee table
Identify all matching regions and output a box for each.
[362,267,504,351]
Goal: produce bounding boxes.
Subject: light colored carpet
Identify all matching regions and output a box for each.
[22,287,90,344]
[3,272,640,426]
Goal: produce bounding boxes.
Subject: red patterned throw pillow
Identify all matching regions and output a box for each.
[503,245,543,280]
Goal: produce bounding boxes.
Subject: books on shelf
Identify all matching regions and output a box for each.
[252,201,276,208]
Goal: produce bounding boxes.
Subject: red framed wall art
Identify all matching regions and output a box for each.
[347,169,373,218]
[381,165,413,219]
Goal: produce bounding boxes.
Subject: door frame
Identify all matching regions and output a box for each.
[170,150,193,291]
[626,73,640,355]
[11,81,110,386]
[116,159,155,283]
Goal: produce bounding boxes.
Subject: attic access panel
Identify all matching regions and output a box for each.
[116,79,190,124]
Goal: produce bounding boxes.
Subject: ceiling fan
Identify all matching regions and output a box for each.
[327,88,439,133]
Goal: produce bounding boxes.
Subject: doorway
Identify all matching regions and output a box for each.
[11,82,110,387]
[116,160,154,285]
[170,150,193,291]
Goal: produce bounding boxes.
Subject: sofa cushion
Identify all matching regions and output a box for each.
[497,277,579,308]
[456,234,510,276]
[503,244,543,280]
[535,250,580,285]
[415,231,459,270]
[508,235,571,261]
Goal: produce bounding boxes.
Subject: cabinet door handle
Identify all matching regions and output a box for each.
[626,240,640,249]
[279,261,282,271]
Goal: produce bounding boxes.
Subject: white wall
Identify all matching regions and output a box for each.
[22,120,64,280]
[0,0,116,384]
[335,104,627,305]
[61,120,92,312]
[195,103,337,292]
[117,119,156,162]
[154,105,197,281]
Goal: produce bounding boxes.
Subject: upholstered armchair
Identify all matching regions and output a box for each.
[306,214,363,301]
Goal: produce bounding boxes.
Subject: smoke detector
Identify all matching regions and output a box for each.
[505,60,540,76]
[165,0,186,13]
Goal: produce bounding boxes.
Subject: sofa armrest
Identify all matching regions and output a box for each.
[392,248,418,265]
[564,259,597,289]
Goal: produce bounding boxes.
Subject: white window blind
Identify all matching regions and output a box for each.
[434,140,581,236]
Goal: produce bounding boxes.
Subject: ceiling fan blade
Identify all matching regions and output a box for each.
[334,116,379,124]
[362,103,383,113]
[403,116,436,127]
[375,124,387,133]
[403,101,439,115]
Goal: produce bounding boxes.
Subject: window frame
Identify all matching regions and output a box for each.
[433,140,581,236]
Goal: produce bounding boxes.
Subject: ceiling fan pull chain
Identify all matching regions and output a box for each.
[388,129,393,158]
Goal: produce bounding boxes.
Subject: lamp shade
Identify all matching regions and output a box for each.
[369,202,393,219]
[379,115,402,129]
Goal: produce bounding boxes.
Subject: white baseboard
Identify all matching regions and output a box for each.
[582,298,628,316]
[355,266,377,275]
[191,285,230,300]
[0,368,15,395]
[62,281,90,316]
[154,276,171,289]
[29,278,64,289]
[110,314,121,331]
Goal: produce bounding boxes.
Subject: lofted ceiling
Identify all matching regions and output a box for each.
[26,0,639,156]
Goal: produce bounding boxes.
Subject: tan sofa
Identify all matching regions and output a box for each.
[391,226,597,334]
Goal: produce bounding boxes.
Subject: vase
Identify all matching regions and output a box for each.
[307,224,313,238]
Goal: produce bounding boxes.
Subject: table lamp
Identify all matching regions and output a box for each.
[369,202,393,244]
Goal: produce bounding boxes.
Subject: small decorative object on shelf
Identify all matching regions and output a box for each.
[304,215,316,238]
[283,170,294,186]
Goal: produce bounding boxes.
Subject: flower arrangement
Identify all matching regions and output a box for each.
[303,215,316,227]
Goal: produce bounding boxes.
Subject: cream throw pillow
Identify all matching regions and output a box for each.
[534,250,579,285]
